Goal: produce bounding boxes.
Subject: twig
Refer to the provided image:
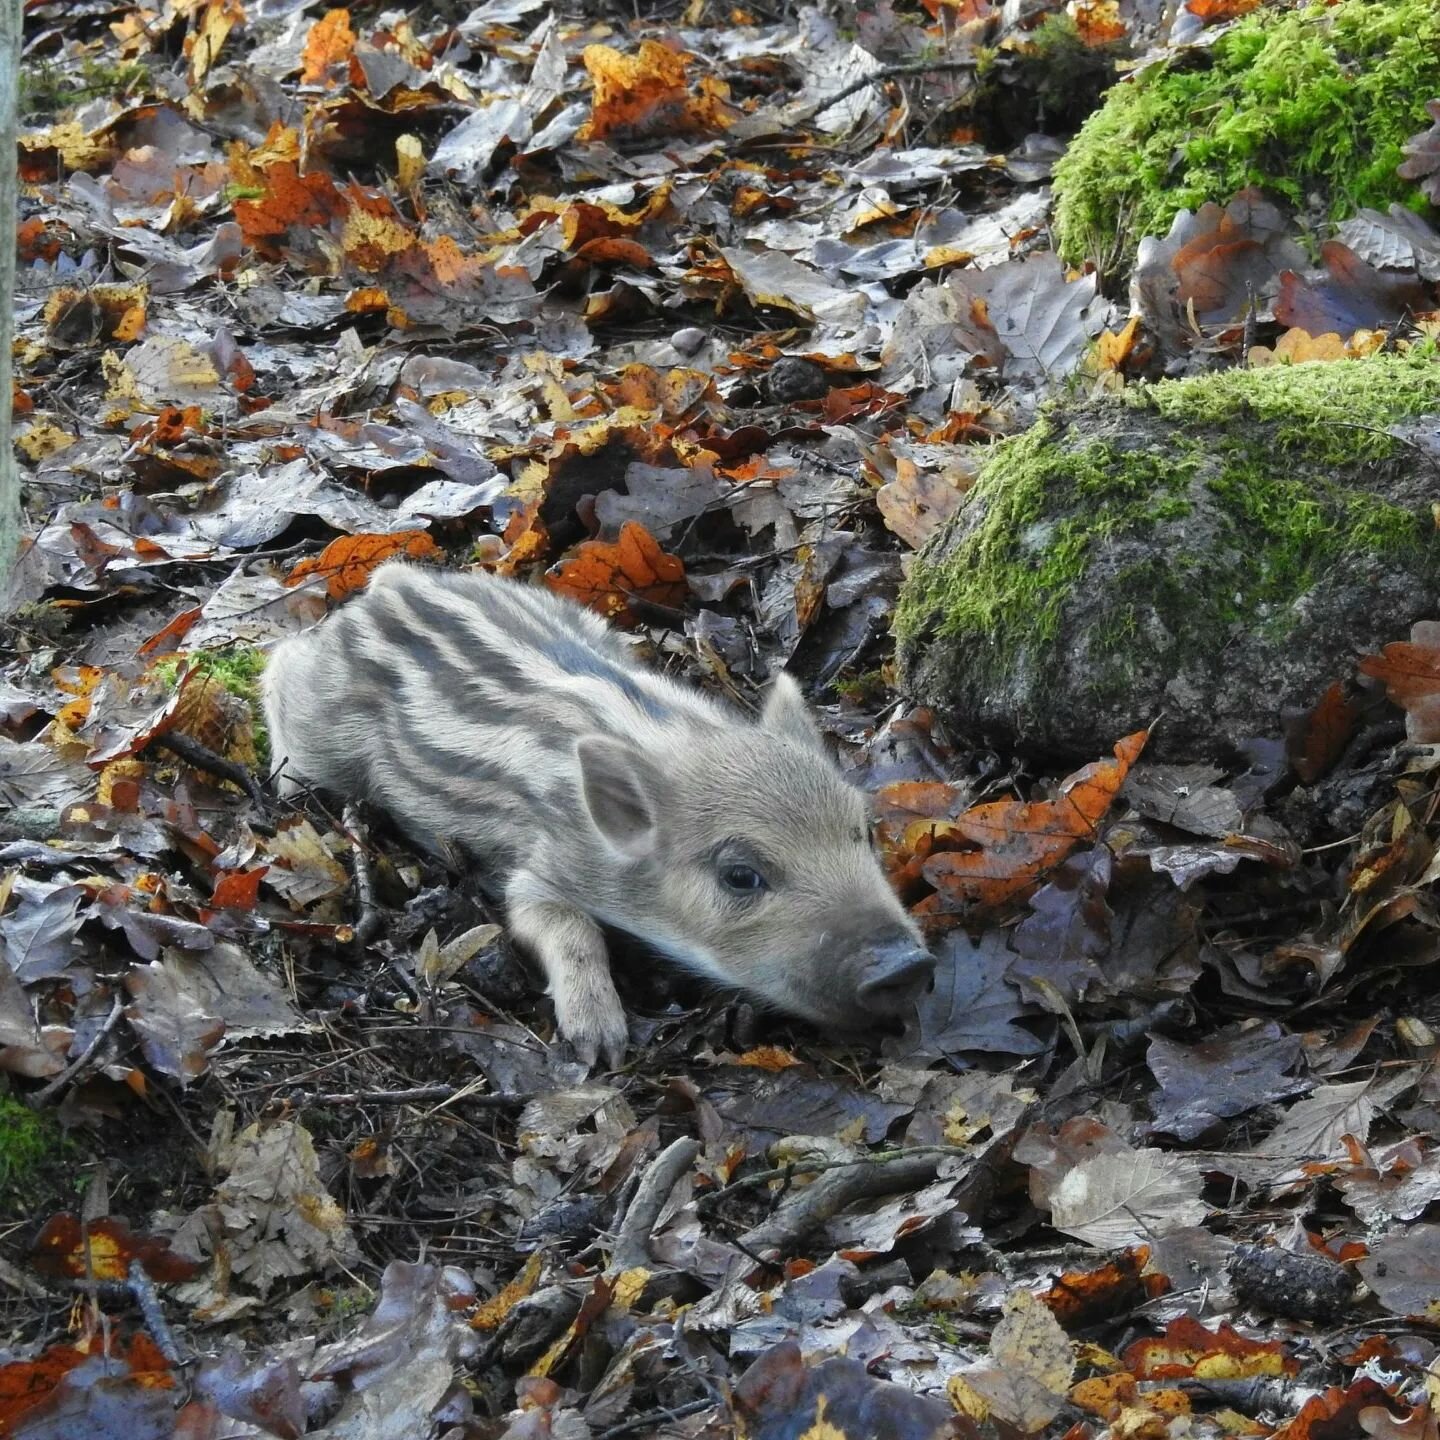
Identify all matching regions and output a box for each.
[149,731,266,810]
[738,1152,942,1257]
[610,1136,700,1272]
[697,1144,970,1214]
[342,803,383,947]
[282,1084,531,1109]
[31,991,125,1108]
[790,57,983,127]
[595,1397,716,1440]
[127,1259,185,1366]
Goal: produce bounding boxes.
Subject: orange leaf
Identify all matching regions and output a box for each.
[1095,315,1140,372]
[31,1214,199,1284]
[733,1046,804,1070]
[921,730,1147,915]
[1186,0,1261,17]
[232,162,345,247]
[1123,1317,1298,1380]
[1359,627,1440,742]
[543,521,686,624]
[574,236,653,268]
[1071,0,1126,44]
[210,867,268,910]
[301,8,356,86]
[579,40,732,143]
[286,530,444,600]
[1286,679,1358,783]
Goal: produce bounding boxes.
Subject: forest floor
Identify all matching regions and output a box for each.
[5,0,1440,1437]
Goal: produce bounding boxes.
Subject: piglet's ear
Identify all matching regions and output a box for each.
[576,736,663,859]
[761,673,825,751]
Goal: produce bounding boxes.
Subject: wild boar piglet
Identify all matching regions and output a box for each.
[262,563,934,1065]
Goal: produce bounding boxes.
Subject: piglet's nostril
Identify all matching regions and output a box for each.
[856,940,934,1012]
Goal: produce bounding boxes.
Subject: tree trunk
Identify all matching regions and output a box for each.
[0,0,20,592]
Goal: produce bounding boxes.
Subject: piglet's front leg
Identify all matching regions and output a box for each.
[505,873,629,1069]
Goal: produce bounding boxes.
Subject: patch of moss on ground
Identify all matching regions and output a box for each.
[20,55,147,123]
[1052,0,1440,271]
[154,647,270,764]
[0,1095,77,1212]
[895,354,1440,715]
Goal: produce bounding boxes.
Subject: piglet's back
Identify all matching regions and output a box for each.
[262,563,717,862]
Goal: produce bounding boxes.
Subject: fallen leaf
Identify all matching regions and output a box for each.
[543,521,685,624]
[921,730,1147,916]
[1399,100,1440,205]
[286,529,444,600]
[1359,624,1440,742]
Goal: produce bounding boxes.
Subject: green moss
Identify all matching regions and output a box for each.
[836,669,889,705]
[895,353,1440,712]
[1052,0,1440,271]
[21,55,147,123]
[153,647,269,764]
[0,1096,74,1209]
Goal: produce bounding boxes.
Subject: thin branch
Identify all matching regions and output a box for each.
[595,1397,716,1440]
[790,57,982,127]
[149,731,267,810]
[610,1136,700,1272]
[342,802,383,946]
[282,1083,530,1109]
[32,991,125,1108]
[739,1152,943,1257]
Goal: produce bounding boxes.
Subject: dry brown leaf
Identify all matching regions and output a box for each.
[544,521,686,625]
[920,730,1148,915]
[286,530,444,601]
[301,8,357,87]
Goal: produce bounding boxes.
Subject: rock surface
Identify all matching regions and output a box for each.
[896,354,1440,762]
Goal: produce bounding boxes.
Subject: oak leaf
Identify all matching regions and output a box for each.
[921,730,1147,915]
[544,521,685,624]
[286,529,443,601]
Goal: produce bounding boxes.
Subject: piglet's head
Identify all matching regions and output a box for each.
[575,675,933,1031]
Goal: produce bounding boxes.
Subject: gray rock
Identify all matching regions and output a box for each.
[896,354,1440,762]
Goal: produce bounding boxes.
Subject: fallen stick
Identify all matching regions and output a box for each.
[738,1152,942,1258]
[610,1136,700,1272]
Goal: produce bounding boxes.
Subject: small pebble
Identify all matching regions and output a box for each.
[671,326,706,356]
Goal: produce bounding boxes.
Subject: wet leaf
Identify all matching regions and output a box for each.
[1146,1023,1309,1141]
[1275,242,1431,336]
[886,929,1044,1064]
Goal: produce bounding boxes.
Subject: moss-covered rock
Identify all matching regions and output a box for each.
[895,353,1440,761]
[1052,0,1440,273]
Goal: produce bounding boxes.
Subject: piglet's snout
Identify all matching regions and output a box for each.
[855,935,935,1015]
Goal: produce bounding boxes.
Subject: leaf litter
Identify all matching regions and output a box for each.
[6,0,1440,1436]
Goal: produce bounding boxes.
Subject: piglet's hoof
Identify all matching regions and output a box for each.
[554,989,630,1072]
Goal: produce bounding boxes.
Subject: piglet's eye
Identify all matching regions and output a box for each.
[721,864,768,894]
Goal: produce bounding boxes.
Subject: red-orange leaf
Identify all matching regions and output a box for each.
[544,521,686,625]
[921,730,1147,915]
[286,530,443,600]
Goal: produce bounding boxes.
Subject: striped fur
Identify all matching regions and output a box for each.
[263,563,929,1065]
